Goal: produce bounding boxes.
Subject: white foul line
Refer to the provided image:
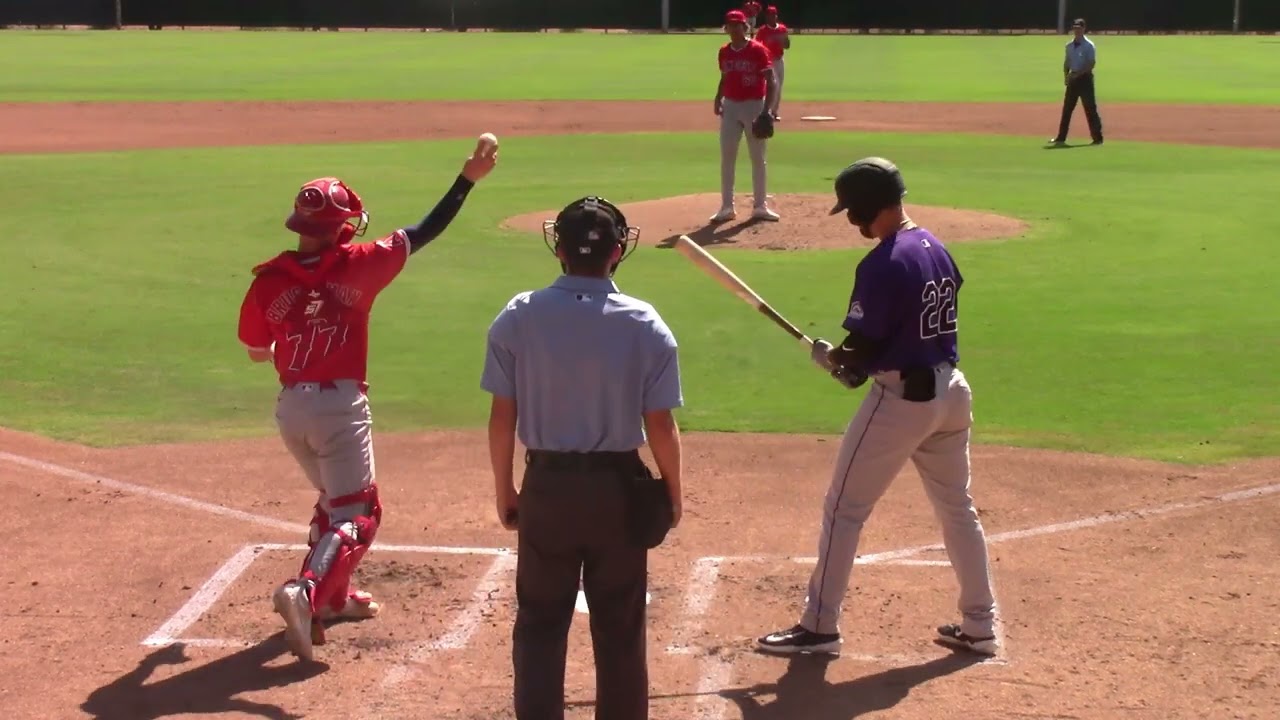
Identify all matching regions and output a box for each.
[0,450,306,534]
[380,553,518,689]
[142,544,262,647]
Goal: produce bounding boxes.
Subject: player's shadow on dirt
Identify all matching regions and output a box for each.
[569,651,986,718]
[80,637,328,720]
[656,218,769,249]
[718,651,987,719]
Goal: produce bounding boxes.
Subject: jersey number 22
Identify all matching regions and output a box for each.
[920,278,958,339]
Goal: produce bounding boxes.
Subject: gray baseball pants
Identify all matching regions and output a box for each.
[800,363,997,639]
[719,97,769,211]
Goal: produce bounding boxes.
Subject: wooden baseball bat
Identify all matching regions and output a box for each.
[672,235,813,348]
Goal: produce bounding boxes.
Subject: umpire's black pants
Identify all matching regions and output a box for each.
[1055,72,1104,143]
[513,450,649,720]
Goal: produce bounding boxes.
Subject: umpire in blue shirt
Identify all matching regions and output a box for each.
[481,196,685,720]
[1050,17,1104,146]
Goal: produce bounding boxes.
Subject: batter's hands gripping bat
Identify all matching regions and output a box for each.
[672,235,813,349]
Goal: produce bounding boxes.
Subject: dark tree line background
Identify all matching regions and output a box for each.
[2,0,1275,33]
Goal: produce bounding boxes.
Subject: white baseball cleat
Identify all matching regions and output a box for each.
[710,207,736,223]
[272,580,315,661]
[316,590,381,621]
[752,206,781,221]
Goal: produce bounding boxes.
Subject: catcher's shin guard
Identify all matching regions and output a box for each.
[299,485,382,615]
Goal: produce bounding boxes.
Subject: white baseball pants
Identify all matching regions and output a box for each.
[719,97,769,211]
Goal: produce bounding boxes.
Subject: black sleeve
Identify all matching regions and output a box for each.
[402,174,476,254]
[830,329,888,374]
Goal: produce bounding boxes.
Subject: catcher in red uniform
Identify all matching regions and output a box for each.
[238,136,498,661]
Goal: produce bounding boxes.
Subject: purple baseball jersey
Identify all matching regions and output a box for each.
[842,226,962,374]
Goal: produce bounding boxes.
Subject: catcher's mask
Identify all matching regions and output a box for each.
[285,177,370,245]
[542,196,640,277]
[828,157,908,227]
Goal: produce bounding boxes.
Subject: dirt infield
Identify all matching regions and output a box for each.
[3,99,1279,154]
[2,98,1279,719]
[503,194,1030,250]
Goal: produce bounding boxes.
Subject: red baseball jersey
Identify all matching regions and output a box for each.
[719,40,773,101]
[238,230,410,387]
[754,22,788,59]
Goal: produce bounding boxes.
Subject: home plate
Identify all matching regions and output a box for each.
[800,115,837,121]
[576,590,651,614]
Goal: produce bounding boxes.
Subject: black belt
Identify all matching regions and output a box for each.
[525,449,641,471]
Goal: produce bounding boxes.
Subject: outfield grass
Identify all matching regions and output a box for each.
[4,131,1279,462]
[3,30,1280,104]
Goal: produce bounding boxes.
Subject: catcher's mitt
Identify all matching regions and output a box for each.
[751,112,775,140]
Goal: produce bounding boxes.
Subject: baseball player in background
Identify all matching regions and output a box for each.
[742,1,762,35]
[752,5,790,121]
[756,157,999,658]
[237,136,499,661]
[713,9,779,223]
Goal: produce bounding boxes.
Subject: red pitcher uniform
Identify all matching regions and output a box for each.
[754,6,789,118]
[714,11,777,221]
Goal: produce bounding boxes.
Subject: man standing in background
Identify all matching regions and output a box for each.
[712,9,779,223]
[1049,18,1104,146]
[753,5,791,121]
[742,1,762,36]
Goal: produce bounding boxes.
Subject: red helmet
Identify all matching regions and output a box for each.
[284,177,369,244]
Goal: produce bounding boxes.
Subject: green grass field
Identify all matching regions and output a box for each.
[2,30,1278,464]
[3,31,1280,104]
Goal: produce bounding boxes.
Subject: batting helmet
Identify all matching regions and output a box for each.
[285,177,369,244]
[542,196,640,277]
[828,157,908,226]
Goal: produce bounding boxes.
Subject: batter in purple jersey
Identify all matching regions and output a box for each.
[757,156,1000,658]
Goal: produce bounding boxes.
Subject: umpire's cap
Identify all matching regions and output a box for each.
[829,157,908,225]
[542,196,640,275]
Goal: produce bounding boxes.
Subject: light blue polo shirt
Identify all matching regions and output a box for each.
[1065,36,1097,74]
[480,274,683,453]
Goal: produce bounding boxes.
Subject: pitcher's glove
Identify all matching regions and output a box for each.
[751,111,775,139]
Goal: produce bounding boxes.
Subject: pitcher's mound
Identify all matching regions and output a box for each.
[502,193,1028,251]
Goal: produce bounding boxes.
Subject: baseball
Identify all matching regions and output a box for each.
[477,132,499,155]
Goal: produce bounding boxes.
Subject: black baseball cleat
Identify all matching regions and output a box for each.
[935,623,999,656]
[756,624,842,655]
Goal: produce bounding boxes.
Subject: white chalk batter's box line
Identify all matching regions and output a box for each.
[139,541,955,652]
[662,553,1008,663]
[141,542,512,649]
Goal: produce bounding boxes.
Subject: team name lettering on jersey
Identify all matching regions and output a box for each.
[266,286,304,324]
[324,281,364,307]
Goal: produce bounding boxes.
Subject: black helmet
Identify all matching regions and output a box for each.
[543,196,640,276]
[828,157,908,226]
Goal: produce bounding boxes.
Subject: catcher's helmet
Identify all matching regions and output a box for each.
[828,157,908,226]
[543,196,640,277]
[285,177,369,244]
